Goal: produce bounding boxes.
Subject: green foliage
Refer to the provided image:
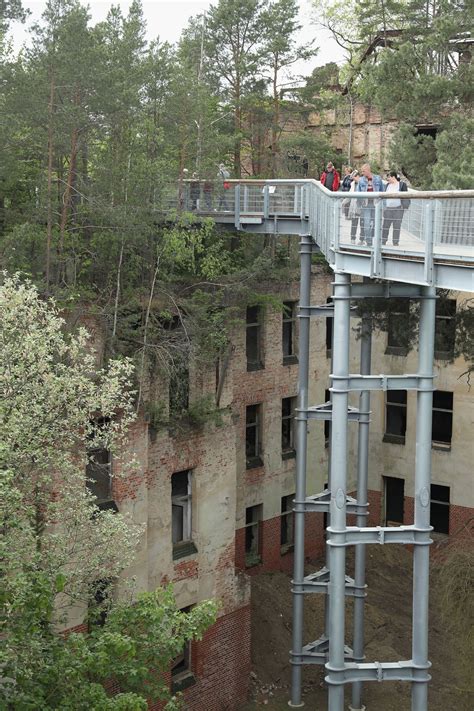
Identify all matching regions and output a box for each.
[389,124,437,189]
[1,568,218,709]
[432,115,474,190]
[0,275,218,709]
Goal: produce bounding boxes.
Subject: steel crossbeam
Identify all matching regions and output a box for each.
[292,568,366,598]
[295,492,368,516]
[325,661,432,685]
[331,373,435,392]
[298,403,368,421]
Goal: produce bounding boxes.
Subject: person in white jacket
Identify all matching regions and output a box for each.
[346,170,361,244]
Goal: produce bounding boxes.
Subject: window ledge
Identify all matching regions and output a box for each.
[383,433,406,445]
[246,456,264,470]
[172,672,196,694]
[280,543,294,556]
[245,553,262,568]
[282,449,296,461]
[432,442,451,452]
[247,362,264,372]
[283,354,299,366]
[385,346,409,357]
[173,541,198,561]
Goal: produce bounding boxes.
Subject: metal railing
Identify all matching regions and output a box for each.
[166,179,474,286]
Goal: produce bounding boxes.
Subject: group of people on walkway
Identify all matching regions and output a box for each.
[183,164,232,212]
[321,162,410,247]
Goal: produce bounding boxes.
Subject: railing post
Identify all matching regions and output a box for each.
[263,185,270,219]
[243,185,249,213]
[411,286,436,711]
[333,199,341,250]
[422,201,434,285]
[371,199,383,277]
[234,184,241,229]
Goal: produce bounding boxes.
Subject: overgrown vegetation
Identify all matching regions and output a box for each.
[0,275,218,708]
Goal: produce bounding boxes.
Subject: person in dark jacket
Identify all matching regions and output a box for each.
[341,165,352,192]
[382,170,409,246]
[320,162,340,191]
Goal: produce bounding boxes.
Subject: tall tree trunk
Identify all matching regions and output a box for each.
[271,57,280,178]
[46,72,55,293]
[234,78,242,177]
[59,93,80,267]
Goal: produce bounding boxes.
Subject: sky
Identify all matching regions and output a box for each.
[9,0,346,76]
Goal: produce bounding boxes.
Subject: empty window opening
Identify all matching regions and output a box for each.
[324,388,331,445]
[326,297,333,355]
[246,305,263,371]
[86,417,115,509]
[281,494,295,550]
[172,470,193,553]
[88,578,111,628]
[283,301,298,363]
[245,504,262,567]
[246,404,263,468]
[384,390,407,443]
[432,391,453,448]
[281,397,296,456]
[435,298,456,357]
[430,484,450,534]
[384,476,405,525]
[387,300,410,353]
[171,606,195,692]
[415,124,438,140]
[323,480,329,532]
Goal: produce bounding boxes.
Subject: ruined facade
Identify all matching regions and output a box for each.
[83,269,472,709]
[306,100,400,173]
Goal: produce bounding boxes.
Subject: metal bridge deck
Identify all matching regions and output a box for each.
[180,179,474,292]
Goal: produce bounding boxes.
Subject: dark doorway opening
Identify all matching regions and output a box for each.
[384,476,404,524]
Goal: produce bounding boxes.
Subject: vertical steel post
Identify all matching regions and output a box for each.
[289,233,312,709]
[411,286,436,711]
[350,301,372,711]
[324,311,335,642]
[327,271,351,711]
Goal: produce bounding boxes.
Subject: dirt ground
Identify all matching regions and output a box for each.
[239,545,474,711]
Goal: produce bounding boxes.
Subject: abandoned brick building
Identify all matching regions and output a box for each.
[82,266,472,711]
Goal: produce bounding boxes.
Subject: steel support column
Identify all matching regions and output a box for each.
[327,272,351,711]
[350,300,372,711]
[411,286,436,711]
[289,234,313,708]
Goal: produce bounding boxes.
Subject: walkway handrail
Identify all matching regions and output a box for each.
[175,178,474,290]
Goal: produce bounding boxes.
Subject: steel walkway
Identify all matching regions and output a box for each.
[179,178,474,292]
[179,179,473,711]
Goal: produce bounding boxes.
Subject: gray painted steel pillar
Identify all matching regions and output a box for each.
[350,306,372,711]
[411,286,436,711]
[327,272,351,711]
[289,234,312,708]
[324,318,335,642]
